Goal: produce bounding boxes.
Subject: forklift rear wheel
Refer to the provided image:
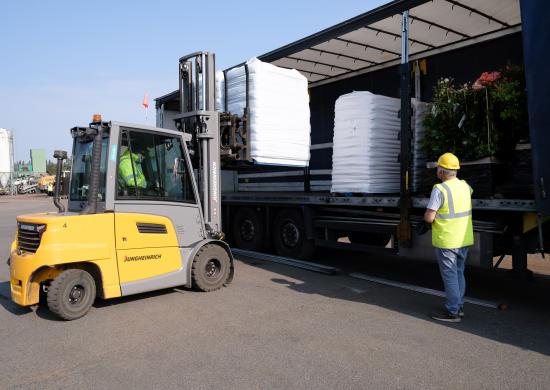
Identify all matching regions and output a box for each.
[47,269,96,320]
[232,207,265,251]
[192,244,231,292]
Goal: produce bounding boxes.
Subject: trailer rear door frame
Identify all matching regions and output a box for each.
[520,0,550,216]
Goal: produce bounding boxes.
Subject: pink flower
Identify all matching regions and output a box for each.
[473,71,501,89]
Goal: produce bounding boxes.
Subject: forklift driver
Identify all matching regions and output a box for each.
[118,145,147,192]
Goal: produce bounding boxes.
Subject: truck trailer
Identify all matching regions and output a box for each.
[155,0,549,274]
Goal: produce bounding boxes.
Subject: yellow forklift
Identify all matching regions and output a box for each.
[9,52,235,320]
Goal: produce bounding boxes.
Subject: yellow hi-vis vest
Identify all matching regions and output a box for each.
[118,150,147,189]
[432,178,474,249]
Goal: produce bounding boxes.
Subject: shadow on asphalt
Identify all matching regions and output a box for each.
[0,280,187,321]
[0,281,34,316]
[239,251,550,357]
[33,288,181,321]
[93,287,182,308]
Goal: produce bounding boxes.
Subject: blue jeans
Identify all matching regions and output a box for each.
[435,247,469,315]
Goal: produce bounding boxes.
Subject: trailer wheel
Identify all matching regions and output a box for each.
[348,232,391,247]
[192,244,231,292]
[232,207,265,251]
[47,269,96,320]
[273,209,315,259]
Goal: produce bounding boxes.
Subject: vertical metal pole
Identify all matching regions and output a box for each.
[401,11,409,64]
[512,235,527,272]
[207,53,216,111]
[9,130,15,196]
[195,58,200,112]
[398,10,413,247]
[179,60,194,114]
[201,135,209,225]
[179,61,185,114]
[511,234,533,279]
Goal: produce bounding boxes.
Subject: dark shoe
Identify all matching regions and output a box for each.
[431,310,461,323]
[459,307,464,318]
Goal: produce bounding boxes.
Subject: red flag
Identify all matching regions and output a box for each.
[142,93,149,109]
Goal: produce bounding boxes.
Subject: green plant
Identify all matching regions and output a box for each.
[422,65,527,162]
[490,65,529,152]
[422,78,496,161]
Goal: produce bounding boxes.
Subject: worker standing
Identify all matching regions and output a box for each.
[424,153,473,323]
[47,182,54,196]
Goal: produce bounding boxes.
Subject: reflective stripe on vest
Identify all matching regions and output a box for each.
[435,182,473,219]
[432,178,474,249]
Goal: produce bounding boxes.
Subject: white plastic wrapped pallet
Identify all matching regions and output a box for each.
[216,58,311,167]
[331,91,402,194]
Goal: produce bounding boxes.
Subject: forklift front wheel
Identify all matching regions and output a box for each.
[47,269,96,321]
[192,244,231,292]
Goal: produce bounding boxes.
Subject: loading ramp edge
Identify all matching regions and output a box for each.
[231,248,340,275]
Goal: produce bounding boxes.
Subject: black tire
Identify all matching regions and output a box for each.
[47,269,96,320]
[232,207,265,251]
[348,232,392,247]
[192,244,231,292]
[273,209,315,259]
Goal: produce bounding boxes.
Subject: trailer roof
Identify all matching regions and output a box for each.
[258,0,521,86]
[156,0,521,106]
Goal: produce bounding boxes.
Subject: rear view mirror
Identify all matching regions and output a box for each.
[173,157,186,178]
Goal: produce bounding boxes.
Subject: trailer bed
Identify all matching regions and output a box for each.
[222,191,536,212]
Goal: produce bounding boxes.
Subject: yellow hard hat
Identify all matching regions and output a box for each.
[437,152,460,170]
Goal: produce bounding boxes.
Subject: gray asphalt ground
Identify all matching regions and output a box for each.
[1,195,550,389]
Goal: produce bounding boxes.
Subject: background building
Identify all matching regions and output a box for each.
[30,149,46,174]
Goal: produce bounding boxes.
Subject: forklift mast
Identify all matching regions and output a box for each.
[174,52,222,237]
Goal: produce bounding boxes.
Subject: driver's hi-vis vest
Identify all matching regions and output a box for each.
[119,150,147,189]
[432,178,474,249]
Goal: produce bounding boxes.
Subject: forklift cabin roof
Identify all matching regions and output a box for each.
[155,0,521,109]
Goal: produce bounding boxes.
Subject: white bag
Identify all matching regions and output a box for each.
[331,91,401,193]
[217,58,311,167]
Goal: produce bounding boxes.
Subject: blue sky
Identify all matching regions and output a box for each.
[1,0,386,161]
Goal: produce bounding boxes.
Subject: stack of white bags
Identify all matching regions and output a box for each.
[331,91,429,194]
[331,91,401,193]
[215,58,311,167]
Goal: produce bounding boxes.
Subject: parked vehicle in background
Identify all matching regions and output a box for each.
[38,175,56,193]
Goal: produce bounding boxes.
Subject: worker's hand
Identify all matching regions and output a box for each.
[416,222,431,235]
